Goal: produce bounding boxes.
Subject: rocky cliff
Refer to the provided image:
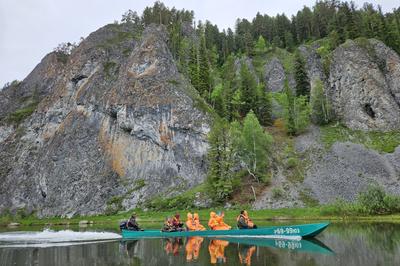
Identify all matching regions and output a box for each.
[0,24,210,217]
[329,39,400,131]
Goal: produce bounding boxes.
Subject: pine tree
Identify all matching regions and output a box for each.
[198,34,212,99]
[211,83,227,118]
[294,51,310,98]
[239,63,257,116]
[283,79,311,135]
[253,36,267,76]
[188,41,200,91]
[255,83,272,126]
[207,118,234,203]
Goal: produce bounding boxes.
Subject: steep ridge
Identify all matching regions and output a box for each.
[0,24,210,217]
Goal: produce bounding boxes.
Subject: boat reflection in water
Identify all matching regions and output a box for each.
[164,238,183,256]
[158,237,333,264]
[185,236,203,262]
[208,239,229,263]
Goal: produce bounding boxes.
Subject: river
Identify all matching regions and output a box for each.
[0,222,399,265]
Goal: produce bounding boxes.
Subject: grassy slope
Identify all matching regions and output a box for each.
[2,207,400,228]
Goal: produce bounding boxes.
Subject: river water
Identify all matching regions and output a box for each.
[0,222,399,265]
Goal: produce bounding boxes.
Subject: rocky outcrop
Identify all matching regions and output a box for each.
[328,39,400,131]
[0,52,65,123]
[264,58,295,92]
[298,44,326,88]
[304,142,400,203]
[234,56,259,84]
[0,24,210,217]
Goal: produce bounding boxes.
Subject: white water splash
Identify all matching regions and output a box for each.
[0,229,122,248]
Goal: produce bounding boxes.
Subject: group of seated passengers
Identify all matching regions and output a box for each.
[121,210,256,232]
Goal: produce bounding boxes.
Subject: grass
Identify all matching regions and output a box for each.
[3,206,400,228]
[103,61,118,79]
[6,101,39,124]
[321,123,400,153]
[145,184,207,211]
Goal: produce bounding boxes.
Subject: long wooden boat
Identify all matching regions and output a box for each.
[121,222,329,239]
[215,237,334,255]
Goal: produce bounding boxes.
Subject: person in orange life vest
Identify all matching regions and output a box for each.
[237,210,257,229]
[193,213,206,231]
[208,211,231,230]
[216,211,231,230]
[186,212,197,231]
[208,239,229,264]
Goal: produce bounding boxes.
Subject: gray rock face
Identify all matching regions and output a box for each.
[304,142,400,203]
[0,52,65,123]
[234,56,259,84]
[0,24,210,217]
[264,58,285,92]
[298,44,326,88]
[329,39,400,131]
[264,57,295,92]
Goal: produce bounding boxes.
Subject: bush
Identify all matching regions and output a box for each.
[272,187,285,199]
[286,157,298,169]
[6,102,39,124]
[322,185,400,216]
[357,185,387,214]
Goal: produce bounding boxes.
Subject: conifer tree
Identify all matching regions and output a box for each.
[294,51,310,98]
[198,34,212,99]
[239,63,257,116]
[206,118,234,203]
[255,84,273,126]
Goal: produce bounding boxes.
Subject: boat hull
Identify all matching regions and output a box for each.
[121,222,329,239]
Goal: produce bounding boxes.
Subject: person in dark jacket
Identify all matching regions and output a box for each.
[127,213,141,231]
[237,210,257,229]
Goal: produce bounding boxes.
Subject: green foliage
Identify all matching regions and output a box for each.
[103,61,119,79]
[232,111,273,181]
[272,187,285,199]
[299,190,319,207]
[6,101,39,125]
[145,185,206,211]
[279,80,311,135]
[310,78,332,125]
[206,118,236,203]
[286,157,298,169]
[254,84,273,126]
[294,52,310,97]
[210,83,226,117]
[322,186,400,216]
[105,196,123,215]
[321,124,400,153]
[238,62,258,116]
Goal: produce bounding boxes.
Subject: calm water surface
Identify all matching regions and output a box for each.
[0,222,399,266]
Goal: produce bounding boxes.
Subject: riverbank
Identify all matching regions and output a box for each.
[1,206,400,227]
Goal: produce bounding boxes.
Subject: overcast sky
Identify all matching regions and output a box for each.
[0,0,398,86]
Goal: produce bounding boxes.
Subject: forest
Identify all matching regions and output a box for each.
[118,1,400,204]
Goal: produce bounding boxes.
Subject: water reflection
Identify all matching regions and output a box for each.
[209,239,229,263]
[1,223,400,265]
[185,237,203,262]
